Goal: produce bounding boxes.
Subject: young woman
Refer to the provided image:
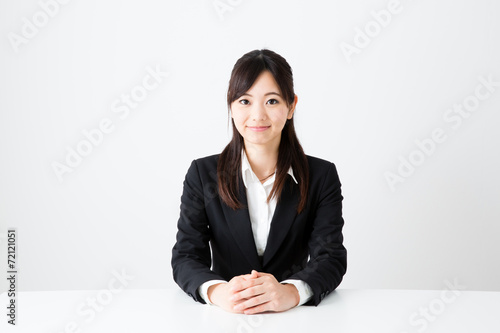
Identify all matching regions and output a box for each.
[171,49,347,314]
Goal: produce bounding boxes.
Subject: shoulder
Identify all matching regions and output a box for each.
[305,154,338,173]
[193,153,220,167]
[184,154,220,182]
[305,154,342,186]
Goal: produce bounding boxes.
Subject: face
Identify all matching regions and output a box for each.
[230,70,296,150]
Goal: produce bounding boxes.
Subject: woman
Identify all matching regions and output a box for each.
[171,49,347,314]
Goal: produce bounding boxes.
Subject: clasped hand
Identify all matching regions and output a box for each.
[207,270,299,314]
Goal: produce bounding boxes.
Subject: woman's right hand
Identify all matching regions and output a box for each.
[207,271,259,313]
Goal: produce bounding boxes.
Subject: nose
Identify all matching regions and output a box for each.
[251,103,267,121]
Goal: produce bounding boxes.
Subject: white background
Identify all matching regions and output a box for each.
[1,0,499,295]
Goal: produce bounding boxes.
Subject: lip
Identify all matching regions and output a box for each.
[247,126,270,132]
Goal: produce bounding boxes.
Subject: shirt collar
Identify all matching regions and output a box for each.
[241,148,298,188]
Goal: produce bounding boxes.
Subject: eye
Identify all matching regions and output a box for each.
[267,99,279,105]
[239,99,250,105]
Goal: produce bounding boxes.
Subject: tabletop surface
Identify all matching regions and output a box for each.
[1,288,499,332]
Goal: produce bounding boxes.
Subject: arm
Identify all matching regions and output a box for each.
[288,162,347,306]
[171,159,225,303]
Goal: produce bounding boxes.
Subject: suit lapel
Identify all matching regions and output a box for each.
[221,175,263,270]
[262,176,300,267]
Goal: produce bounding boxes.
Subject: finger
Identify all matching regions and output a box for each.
[243,302,271,315]
[233,297,249,306]
[252,270,265,278]
[233,294,269,312]
[231,285,264,302]
[255,271,273,278]
[234,275,280,301]
[229,277,259,293]
[234,273,253,282]
[250,270,259,278]
[241,270,259,281]
[244,275,271,287]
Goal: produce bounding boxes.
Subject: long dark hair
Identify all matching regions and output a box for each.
[217,49,309,214]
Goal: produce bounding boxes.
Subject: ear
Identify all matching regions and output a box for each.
[288,95,298,119]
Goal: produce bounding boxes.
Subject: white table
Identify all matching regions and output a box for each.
[1,288,499,332]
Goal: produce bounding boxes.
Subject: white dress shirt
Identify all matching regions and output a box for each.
[198,149,313,306]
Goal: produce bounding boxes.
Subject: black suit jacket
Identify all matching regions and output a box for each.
[171,154,347,306]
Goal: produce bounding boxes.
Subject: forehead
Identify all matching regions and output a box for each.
[245,71,280,95]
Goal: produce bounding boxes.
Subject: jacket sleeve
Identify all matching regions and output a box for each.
[171,159,225,303]
[288,162,347,306]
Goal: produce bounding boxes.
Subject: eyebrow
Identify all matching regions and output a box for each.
[240,92,282,97]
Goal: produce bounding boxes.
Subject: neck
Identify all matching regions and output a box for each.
[244,140,280,181]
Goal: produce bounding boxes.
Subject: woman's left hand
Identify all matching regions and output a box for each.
[230,270,300,314]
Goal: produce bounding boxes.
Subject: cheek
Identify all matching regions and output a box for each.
[271,110,289,126]
[231,111,243,123]
[231,112,247,130]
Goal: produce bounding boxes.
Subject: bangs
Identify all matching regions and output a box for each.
[227,53,267,106]
[227,50,294,108]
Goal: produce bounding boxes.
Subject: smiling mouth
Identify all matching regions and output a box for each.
[247,126,270,132]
